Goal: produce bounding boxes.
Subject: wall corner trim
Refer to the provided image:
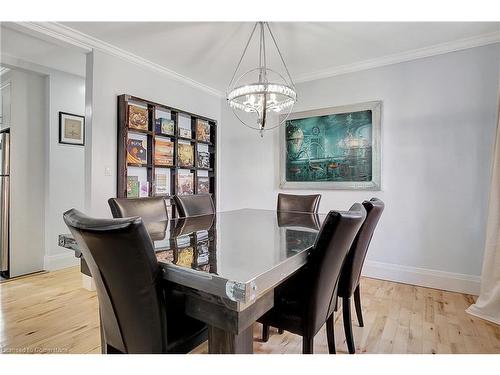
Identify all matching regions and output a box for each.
[12,22,225,98]
[44,253,79,272]
[294,31,500,83]
[362,260,481,295]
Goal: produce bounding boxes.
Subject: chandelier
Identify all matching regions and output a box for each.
[227,22,297,136]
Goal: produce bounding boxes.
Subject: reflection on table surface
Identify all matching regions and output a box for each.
[150,209,325,284]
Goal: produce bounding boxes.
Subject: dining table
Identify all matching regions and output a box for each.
[58,208,326,354]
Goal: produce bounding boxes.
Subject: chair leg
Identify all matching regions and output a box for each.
[343,297,355,354]
[262,324,270,342]
[326,314,336,354]
[354,285,364,327]
[302,336,314,354]
[105,344,122,354]
[278,328,284,334]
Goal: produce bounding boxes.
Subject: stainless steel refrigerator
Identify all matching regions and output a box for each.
[0,129,10,278]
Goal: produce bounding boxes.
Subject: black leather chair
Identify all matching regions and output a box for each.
[174,194,215,217]
[108,197,168,222]
[63,209,207,354]
[337,198,384,354]
[258,203,366,354]
[108,197,170,240]
[277,193,321,213]
[277,211,321,230]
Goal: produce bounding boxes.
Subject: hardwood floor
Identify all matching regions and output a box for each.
[1,267,499,354]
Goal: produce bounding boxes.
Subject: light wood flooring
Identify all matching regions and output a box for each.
[1,267,499,354]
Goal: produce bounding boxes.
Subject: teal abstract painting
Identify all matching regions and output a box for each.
[281,102,381,190]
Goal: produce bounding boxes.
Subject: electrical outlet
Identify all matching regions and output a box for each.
[104,167,111,176]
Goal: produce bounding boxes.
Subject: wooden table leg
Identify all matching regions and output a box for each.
[208,324,254,354]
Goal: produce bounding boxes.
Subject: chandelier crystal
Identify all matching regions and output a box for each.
[227,22,297,136]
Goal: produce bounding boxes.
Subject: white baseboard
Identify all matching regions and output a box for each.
[362,260,481,295]
[44,252,79,271]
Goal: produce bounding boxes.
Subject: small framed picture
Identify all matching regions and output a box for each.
[59,112,85,146]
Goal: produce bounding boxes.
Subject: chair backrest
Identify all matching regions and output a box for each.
[174,194,215,217]
[276,211,321,230]
[304,203,366,337]
[277,193,321,213]
[338,198,385,297]
[63,209,166,354]
[108,197,168,223]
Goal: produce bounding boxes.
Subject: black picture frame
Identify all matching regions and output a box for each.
[59,111,85,146]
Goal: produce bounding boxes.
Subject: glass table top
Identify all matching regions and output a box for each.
[60,209,325,310]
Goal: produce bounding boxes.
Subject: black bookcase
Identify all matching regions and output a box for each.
[117,94,217,218]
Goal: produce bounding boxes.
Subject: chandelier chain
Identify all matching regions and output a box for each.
[227,22,258,92]
[265,22,296,89]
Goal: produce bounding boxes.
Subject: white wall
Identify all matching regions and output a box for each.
[1,69,47,277]
[219,44,500,294]
[45,72,86,270]
[87,50,222,218]
[1,25,87,272]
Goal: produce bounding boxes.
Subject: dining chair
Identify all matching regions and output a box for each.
[337,198,384,354]
[277,193,321,213]
[258,203,366,354]
[174,194,215,217]
[63,209,207,354]
[108,196,168,222]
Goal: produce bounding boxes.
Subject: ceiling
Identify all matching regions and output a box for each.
[61,22,500,92]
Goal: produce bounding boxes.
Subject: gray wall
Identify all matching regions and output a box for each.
[219,44,500,292]
[87,50,222,218]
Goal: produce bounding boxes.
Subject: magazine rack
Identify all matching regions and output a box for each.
[117,94,217,217]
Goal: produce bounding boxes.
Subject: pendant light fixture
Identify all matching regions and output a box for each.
[227,22,297,137]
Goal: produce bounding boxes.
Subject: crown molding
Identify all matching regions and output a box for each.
[14,22,225,98]
[12,22,500,93]
[294,31,500,83]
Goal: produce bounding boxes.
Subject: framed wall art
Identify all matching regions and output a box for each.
[280,101,381,190]
[59,112,85,146]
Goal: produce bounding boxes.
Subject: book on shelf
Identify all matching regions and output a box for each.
[197,176,210,194]
[127,176,139,198]
[128,104,149,131]
[197,143,210,168]
[177,171,194,195]
[155,117,175,136]
[154,137,174,166]
[196,119,210,142]
[127,134,148,165]
[178,142,194,167]
[154,169,171,195]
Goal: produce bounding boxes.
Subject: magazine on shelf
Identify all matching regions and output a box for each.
[154,169,171,195]
[174,247,194,267]
[197,176,210,194]
[178,141,194,167]
[127,176,139,198]
[196,239,209,265]
[197,143,210,168]
[178,113,192,138]
[177,171,194,195]
[154,137,174,166]
[128,104,149,131]
[127,133,148,165]
[155,109,174,135]
[196,119,210,142]
[139,180,149,197]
